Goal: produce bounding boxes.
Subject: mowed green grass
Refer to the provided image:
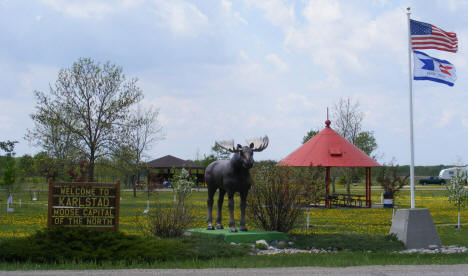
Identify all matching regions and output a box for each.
[1,184,467,246]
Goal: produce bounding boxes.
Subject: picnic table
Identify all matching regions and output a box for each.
[328,193,366,207]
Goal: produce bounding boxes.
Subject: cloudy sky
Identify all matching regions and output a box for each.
[1,0,467,165]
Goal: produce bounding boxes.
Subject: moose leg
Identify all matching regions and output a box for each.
[215,189,225,229]
[239,191,248,232]
[228,192,237,232]
[206,186,217,230]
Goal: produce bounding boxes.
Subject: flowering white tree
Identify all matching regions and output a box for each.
[172,168,195,206]
[446,168,468,229]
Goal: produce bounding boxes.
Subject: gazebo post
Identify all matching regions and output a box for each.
[365,167,372,208]
[368,168,372,208]
[326,167,331,208]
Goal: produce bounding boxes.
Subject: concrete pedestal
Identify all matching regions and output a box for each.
[389,208,441,249]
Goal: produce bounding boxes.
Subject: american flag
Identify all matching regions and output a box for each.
[410,19,458,53]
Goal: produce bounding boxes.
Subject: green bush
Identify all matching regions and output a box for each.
[247,164,306,233]
[135,168,196,238]
[290,233,405,252]
[137,203,195,238]
[0,227,249,263]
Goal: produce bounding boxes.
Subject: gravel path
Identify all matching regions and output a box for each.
[2,265,468,276]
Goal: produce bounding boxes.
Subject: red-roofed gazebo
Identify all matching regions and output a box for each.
[278,119,380,208]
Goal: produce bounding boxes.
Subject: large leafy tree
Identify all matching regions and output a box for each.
[192,143,231,168]
[302,130,319,144]
[26,107,79,178]
[211,143,231,160]
[354,131,377,157]
[28,58,142,181]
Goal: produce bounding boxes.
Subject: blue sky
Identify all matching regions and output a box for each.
[1,0,467,165]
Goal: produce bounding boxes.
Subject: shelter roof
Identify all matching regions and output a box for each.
[146,155,204,169]
[278,120,380,168]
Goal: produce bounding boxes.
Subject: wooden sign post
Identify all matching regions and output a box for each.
[47,181,120,231]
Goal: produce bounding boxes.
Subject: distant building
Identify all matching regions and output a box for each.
[146,155,205,187]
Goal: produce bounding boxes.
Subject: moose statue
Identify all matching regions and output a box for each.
[205,136,269,232]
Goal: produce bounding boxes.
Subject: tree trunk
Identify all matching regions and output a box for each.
[132,175,137,198]
[88,151,95,182]
[137,165,141,199]
[346,182,351,201]
[6,191,13,213]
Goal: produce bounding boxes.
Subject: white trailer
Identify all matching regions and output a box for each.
[439,166,468,180]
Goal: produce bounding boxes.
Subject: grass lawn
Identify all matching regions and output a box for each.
[2,252,468,270]
[1,184,468,269]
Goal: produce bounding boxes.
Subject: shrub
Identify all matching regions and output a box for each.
[291,166,326,206]
[0,227,188,263]
[376,164,408,195]
[137,168,196,238]
[290,233,405,252]
[138,202,195,238]
[247,163,305,233]
[0,227,249,263]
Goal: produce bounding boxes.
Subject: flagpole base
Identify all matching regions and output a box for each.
[390,208,441,249]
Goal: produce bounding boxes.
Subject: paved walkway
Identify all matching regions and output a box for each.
[2,265,468,276]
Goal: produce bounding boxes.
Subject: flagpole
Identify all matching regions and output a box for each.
[407,7,416,209]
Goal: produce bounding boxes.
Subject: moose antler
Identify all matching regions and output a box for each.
[246,135,269,152]
[215,139,238,152]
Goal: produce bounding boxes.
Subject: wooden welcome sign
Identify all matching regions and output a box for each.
[47,181,120,231]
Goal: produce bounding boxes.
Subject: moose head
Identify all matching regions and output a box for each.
[216,136,269,169]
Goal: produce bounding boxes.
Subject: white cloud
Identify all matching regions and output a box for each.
[220,0,232,12]
[265,53,288,72]
[280,4,408,79]
[275,92,315,113]
[220,0,247,25]
[40,0,140,18]
[307,74,341,90]
[462,118,468,129]
[441,0,468,12]
[151,0,208,36]
[18,64,58,96]
[303,0,342,23]
[234,11,248,25]
[437,109,457,127]
[245,0,296,27]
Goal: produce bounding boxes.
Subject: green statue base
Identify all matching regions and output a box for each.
[187,228,288,243]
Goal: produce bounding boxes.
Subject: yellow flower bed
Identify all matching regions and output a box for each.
[0,188,462,238]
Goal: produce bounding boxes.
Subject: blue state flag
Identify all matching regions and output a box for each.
[413,50,456,86]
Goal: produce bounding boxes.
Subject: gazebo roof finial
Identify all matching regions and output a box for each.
[325,107,331,128]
